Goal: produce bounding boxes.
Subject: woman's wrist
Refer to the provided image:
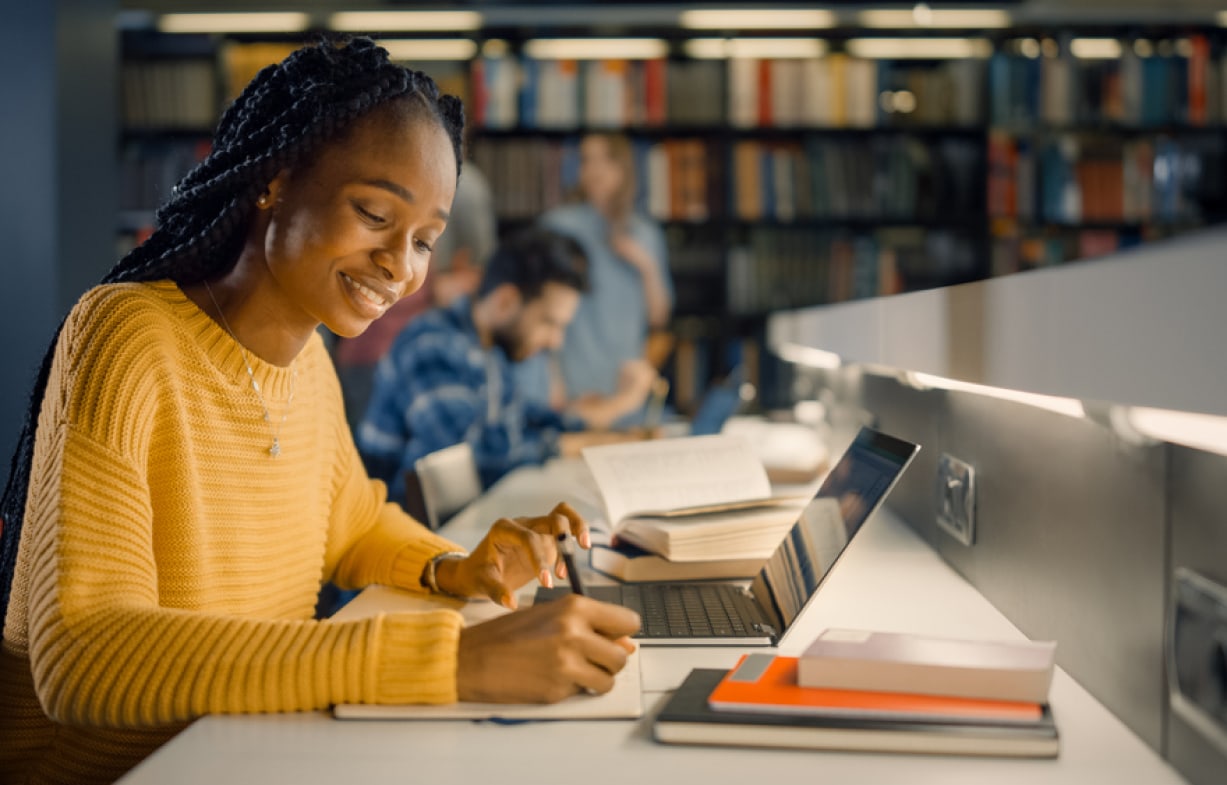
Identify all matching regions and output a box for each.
[421,551,468,598]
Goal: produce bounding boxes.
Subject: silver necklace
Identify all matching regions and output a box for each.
[203,281,297,458]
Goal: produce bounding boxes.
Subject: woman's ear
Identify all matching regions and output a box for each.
[259,170,291,210]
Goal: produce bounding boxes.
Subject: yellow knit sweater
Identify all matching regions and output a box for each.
[0,281,467,784]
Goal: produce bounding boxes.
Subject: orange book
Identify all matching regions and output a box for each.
[757,59,773,127]
[708,654,1045,725]
[1188,34,1209,126]
[643,58,667,127]
[469,57,487,128]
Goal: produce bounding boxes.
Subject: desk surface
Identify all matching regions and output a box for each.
[118,459,1185,785]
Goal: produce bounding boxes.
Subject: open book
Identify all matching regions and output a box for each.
[581,435,809,561]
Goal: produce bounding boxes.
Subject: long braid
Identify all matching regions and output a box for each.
[0,36,464,619]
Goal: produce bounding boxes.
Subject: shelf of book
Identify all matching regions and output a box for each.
[987,128,1226,235]
[116,26,1227,399]
[988,221,1213,276]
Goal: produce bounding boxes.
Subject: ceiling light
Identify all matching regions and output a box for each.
[523,38,668,60]
[1069,38,1122,59]
[684,38,730,59]
[1017,38,1041,58]
[685,37,827,59]
[331,11,482,32]
[679,9,836,30]
[377,39,479,61]
[845,37,993,59]
[482,39,509,57]
[857,8,1011,29]
[157,13,310,34]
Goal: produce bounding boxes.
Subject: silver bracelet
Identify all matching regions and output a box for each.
[421,551,468,597]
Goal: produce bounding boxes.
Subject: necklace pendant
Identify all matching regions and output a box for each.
[269,438,281,458]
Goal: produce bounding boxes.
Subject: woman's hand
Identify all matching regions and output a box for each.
[434,502,590,609]
[609,227,671,329]
[457,594,641,703]
[609,229,655,275]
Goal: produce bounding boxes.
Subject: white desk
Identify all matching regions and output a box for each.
[118,460,1186,785]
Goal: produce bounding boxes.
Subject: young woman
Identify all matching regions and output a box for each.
[0,39,637,784]
[525,132,673,427]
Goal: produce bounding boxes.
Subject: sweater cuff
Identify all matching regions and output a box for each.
[370,609,463,704]
[387,538,467,594]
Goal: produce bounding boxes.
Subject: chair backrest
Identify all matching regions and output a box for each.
[412,442,482,530]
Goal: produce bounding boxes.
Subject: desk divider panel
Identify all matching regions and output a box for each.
[1166,446,1227,785]
[840,370,1170,753]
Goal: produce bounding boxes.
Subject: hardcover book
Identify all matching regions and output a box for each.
[798,628,1057,704]
[654,669,1060,758]
[708,653,1044,725]
[589,540,766,583]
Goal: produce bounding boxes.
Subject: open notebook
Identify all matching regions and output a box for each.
[329,586,642,721]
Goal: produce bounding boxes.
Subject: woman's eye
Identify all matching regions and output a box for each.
[352,201,386,225]
[415,238,434,255]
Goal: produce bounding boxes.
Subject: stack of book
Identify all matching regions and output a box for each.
[654,629,1060,757]
[581,435,809,580]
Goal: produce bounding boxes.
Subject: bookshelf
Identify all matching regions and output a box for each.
[985,33,1227,274]
[466,49,991,322]
[118,31,217,257]
[117,20,1227,408]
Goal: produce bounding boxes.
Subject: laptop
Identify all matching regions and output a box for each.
[689,365,747,436]
[536,426,920,646]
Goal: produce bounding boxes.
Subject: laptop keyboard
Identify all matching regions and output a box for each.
[614,583,757,638]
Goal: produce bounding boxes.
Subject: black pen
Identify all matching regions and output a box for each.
[556,533,587,596]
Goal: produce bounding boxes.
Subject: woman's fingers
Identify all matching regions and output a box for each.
[456,595,640,703]
[549,501,591,548]
[585,598,642,641]
[491,517,558,588]
[552,598,640,694]
[466,503,594,599]
[575,629,632,680]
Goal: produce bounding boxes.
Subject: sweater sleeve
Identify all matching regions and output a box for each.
[25,425,464,728]
[16,287,471,729]
[324,419,467,593]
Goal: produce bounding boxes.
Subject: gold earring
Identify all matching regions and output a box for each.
[257,193,271,208]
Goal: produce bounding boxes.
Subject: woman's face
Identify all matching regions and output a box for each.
[261,109,457,339]
[577,136,624,213]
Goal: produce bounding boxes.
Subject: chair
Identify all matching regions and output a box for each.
[409,442,482,531]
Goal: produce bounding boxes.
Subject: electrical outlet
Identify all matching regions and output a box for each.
[935,453,976,546]
[1168,568,1227,754]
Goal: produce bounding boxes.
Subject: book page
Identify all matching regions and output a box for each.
[582,435,773,527]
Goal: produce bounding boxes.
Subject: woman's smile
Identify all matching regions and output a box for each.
[339,271,398,318]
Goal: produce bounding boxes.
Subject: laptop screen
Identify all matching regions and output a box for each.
[749,427,920,637]
[689,366,745,436]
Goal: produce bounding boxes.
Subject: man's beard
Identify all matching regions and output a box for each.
[491,323,525,362]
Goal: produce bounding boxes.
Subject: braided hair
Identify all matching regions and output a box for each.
[0,37,464,618]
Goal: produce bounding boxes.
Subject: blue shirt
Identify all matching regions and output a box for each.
[357,297,582,499]
[533,204,673,404]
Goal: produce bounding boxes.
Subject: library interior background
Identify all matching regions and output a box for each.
[8,0,1227,446]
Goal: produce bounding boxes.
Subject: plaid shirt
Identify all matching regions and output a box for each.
[357,297,581,500]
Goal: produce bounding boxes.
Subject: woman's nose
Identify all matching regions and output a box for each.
[373,236,413,284]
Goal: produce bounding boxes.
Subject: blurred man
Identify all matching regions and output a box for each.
[358,229,654,500]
